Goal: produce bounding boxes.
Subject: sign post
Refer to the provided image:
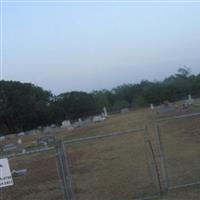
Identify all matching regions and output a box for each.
[0,158,14,188]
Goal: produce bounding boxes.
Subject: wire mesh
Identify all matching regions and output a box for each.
[0,149,64,200]
[63,129,160,200]
[156,114,200,190]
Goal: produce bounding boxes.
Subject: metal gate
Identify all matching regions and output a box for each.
[155,113,200,192]
[61,127,161,200]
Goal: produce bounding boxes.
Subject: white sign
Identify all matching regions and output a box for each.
[0,158,14,188]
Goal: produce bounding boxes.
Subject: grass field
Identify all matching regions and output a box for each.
[1,150,63,200]
[1,106,200,200]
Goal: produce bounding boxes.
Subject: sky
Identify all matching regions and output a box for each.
[1,1,200,94]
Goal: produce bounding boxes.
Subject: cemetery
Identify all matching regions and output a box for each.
[1,97,200,200]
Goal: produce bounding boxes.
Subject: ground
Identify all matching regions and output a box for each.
[1,105,200,200]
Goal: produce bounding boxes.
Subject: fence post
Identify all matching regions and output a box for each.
[144,126,162,196]
[61,142,76,200]
[155,124,169,192]
[56,141,70,200]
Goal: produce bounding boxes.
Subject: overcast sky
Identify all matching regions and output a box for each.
[1,1,200,94]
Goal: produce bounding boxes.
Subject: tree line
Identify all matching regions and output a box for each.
[1,67,200,135]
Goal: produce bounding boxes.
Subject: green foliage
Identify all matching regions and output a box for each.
[112,100,130,110]
[58,91,99,119]
[1,68,200,135]
[0,81,52,134]
[91,90,112,109]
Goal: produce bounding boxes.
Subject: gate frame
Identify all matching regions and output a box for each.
[155,112,200,192]
[61,127,162,200]
[1,146,66,200]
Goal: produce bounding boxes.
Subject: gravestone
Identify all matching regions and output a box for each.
[93,115,105,122]
[22,149,26,154]
[121,108,129,113]
[188,94,194,105]
[159,104,175,113]
[103,107,108,117]
[17,132,25,136]
[3,144,17,152]
[150,104,154,110]
[0,136,5,141]
[12,169,27,177]
[17,139,22,145]
[37,136,56,146]
[61,120,71,128]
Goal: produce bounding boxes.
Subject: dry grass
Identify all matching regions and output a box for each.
[1,150,63,200]
[66,131,158,200]
[1,107,200,199]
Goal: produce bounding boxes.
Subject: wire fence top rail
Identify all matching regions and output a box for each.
[0,146,55,159]
[63,127,145,144]
[156,112,200,122]
[169,181,200,190]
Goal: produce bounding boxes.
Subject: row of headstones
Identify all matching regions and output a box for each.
[0,106,131,142]
[61,107,109,129]
[0,106,133,153]
[150,94,194,111]
[1,135,55,154]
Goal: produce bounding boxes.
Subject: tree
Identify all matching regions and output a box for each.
[176,66,191,78]
[58,91,99,119]
[0,81,52,134]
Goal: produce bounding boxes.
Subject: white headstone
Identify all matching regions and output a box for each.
[44,142,48,148]
[0,136,5,141]
[17,138,22,144]
[150,104,154,110]
[103,107,108,117]
[93,115,105,122]
[17,132,25,136]
[0,158,14,188]
[121,108,129,113]
[188,94,194,105]
[62,120,71,128]
[22,149,26,154]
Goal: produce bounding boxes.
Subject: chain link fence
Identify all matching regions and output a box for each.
[0,148,65,200]
[62,128,161,200]
[1,113,200,200]
[156,112,200,191]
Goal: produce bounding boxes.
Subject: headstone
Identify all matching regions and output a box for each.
[25,130,36,135]
[17,139,22,145]
[61,120,71,128]
[3,144,17,152]
[44,142,48,148]
[103,107,108,117]
[0,158,14,188]
[0,136,5,141]
[12,169,27,177]
[159,104,175,113]
[43,126,52,134]
[37,136,56,146]
[72,121,80,128]
[121,108,129,113]
[188,94,194,105]
[17,132,25,136]
[51,124,56,128]
[150,104,154,110]
[78,118,84,126]
[93,115,105,123]
[22,149,26,154]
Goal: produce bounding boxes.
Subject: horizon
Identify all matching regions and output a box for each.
[2,66,199,95]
